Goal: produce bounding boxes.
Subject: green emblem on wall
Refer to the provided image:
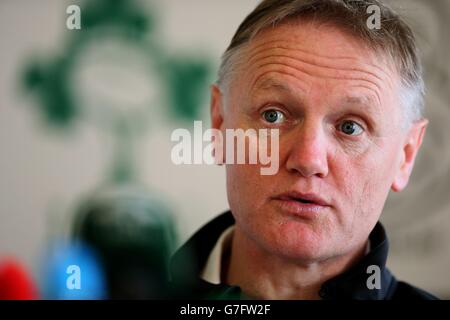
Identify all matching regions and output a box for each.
[21,0,210,298]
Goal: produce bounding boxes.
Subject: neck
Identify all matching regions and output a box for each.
[224,226,368,300]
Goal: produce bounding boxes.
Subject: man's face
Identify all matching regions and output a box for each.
[211,21,426,261]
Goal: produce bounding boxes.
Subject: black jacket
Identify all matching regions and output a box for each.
[169,211,438,300]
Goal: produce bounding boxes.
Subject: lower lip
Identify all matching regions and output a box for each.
[273,199,329,218]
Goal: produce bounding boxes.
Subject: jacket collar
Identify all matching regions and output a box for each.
[169,211,396,300]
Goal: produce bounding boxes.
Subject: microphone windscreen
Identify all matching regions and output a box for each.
[0,258,39,300]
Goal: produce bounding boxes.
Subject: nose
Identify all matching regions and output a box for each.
[285,120,329,178]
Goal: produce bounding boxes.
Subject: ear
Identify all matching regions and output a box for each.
[391,118,429,192]
[210,84,224,131]
[210,84,225,164]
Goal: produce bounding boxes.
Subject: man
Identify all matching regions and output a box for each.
[170,0,438,299]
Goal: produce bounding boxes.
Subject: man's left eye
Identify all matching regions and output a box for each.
[338,120,364,136]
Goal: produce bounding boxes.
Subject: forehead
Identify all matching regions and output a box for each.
[242,20,395,77]
[229,20,400,109]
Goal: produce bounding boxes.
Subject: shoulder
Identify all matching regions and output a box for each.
[389,280,440,300]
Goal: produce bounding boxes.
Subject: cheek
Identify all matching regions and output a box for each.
[226,164,269,211]
[332,141,399,219]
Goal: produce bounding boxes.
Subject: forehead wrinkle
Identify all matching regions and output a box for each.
[247,59,386,105]
[244,38,392,81]
[247,39,357,61]
[249,70,308,98]
[249,51,388,88]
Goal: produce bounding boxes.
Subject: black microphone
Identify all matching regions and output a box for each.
[72,183,176,299]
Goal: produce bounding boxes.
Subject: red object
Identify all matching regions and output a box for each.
[0,258,39,300]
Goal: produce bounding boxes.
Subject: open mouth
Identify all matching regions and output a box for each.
[272,191,330,217]
[285,197,322,206]
[295,198,316,204]
[274,192,330,207]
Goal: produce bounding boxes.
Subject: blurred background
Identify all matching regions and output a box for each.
[0,0,449,299]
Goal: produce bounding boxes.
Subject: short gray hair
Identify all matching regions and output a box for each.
[217,0,425,123]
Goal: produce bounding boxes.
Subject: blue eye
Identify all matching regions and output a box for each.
[262,109,285,124]
[339,120,364,136]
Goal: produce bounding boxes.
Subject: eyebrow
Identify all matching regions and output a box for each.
[253,78,294,93]
[340,95,382,117]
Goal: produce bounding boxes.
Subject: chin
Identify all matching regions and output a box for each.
[271,241,329,263]
[260,218,331,262]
